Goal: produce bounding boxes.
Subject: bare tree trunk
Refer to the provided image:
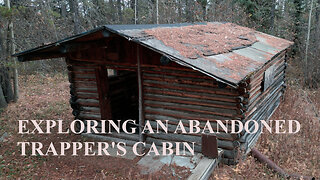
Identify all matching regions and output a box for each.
[109,0,115,22]
[150,0,158,24]
[197,0,208,21]
[0,29,4,55]
[203,2,207,21]
[270,0,276,34]
[316,0,320,49]
[177,0,182,22]
[185,0,192,22]
[156,0,159,24]
[0,18,9,108]
[0,83,8,110]
[69,0,81,34]
[304,0,314,87]
[117,0,123,22]
[129,0,135,23]
[6,0,19,102]
[0,29,14,108]
[292,0,303,57]
[44,0,58,40]
[1,67,14,102]
[92,0,105,26]
[134,0,138,24]
[60,1,67,18]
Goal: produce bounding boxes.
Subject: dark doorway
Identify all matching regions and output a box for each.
[107,69,139,124]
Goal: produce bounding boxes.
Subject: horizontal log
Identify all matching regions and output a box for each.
[76,99,100,107]
[141,64,195,72]
[143,80,238,97]
[73,77,97,82]
[244,92,282,128]
[143,97,243,118]
[70,65,97,69]
[144,101,241,118]
[73,81,97,88]
[249,51,286,81]
[142,71,234,90]
[144,113,242,132]
[142,69,213,80]
[76,92,99,100]
[147,120,239,141]
[78,112,101,120]
[249,57,285,89]
[145,136,202,153]
[74,73,96,79]
[142,74,238,95]
[144,98,238,114]
[246,88,282,120]
[145,137,238,159]
[144,93,238,109]
[81,106,101,113]
[144,88,239,103]
[248,62,285,95]
[240,130,261,154]
[145,132,239,150]
[246,92,281,123]
[247,77,284,112]
[144,107,239,121]
[248,72,284,104]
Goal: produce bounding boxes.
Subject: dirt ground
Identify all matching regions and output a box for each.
[0,73,319,179]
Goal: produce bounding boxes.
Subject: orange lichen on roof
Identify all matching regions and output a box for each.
[213,54,264,81]
[144,23,257,59]
[256,33,293,50]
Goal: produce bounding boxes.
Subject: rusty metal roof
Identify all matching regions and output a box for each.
[13,22,293,87]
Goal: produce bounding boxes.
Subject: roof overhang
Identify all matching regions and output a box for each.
[13,26,110,61]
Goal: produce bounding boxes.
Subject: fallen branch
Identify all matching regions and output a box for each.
[250,148,315,180]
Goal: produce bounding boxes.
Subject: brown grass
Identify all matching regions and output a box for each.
[0,73,190,179]
[0,73,319,179]
[212,86,320,179]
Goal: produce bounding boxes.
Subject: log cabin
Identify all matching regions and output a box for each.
[13,22,293,165]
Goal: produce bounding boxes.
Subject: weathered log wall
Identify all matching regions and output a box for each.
[141,65,244,164]
[65,46,287,165]
[66,58,138,121]
[239,51,287,160]
[67,59,101,120]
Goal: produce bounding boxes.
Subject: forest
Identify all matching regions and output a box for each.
[0,0,319,179]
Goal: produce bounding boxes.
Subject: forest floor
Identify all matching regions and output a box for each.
[0,73,319,179]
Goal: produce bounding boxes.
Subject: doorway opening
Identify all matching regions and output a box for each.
[107,68,139,133]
